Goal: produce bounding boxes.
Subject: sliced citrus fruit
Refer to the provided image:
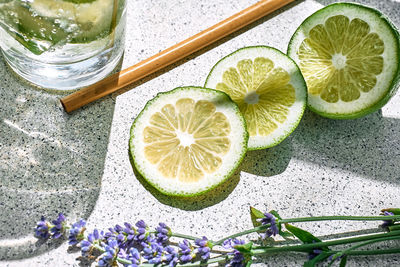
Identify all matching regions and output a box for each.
[205,46,307,150]
[129,87,248,197]
[287,2,400,119]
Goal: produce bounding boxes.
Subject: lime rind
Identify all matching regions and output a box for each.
[129,86,248,197]
[205,46,307,150]
[287,2,400,119]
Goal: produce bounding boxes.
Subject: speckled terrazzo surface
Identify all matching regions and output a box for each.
[1,0,400,266]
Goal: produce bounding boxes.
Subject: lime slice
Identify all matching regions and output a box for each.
[129,87,248,197]
[205,46,307,150]
[287,3,400,119]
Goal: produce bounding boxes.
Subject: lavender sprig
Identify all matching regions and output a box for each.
[33,209,400,267]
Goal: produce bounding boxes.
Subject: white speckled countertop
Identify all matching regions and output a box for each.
[1,0,400,266]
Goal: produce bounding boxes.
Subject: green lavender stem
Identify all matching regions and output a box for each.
[251,230,400,255]
[175,256,231,267]
[214,215,400,246]
[327,236,400,266]
[214,225,268,245]
[171,232,200,241]
[280,215,400,224]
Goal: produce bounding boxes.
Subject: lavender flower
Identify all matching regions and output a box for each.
[68,219,86,245]
[123,222,136,241]
[195,236,211,260]
[142,237,164,264]
[257,212,279,238]
[179,239,195,263]
[381,211,395,229]
[49,213,67,239]
[124,247,141,267]
[98,239,119,267]
[222,238,245,249]
[163,245,179,266]
[34,216,51,239]
[80,229,104,257]
[227,249,245,267]
[156,222,170,244]
[134,220,148,243]
[223,239,246,267]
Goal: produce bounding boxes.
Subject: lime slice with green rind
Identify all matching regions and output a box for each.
[287,3,400,119]
[205,46,307,150]
[129,87,248,197]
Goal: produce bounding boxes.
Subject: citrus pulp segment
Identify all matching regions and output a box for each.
[129,87,248,197]
[205,46,307,150]
[287,3,400,119]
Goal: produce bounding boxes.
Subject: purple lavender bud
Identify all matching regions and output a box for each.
[34,216,51,239]
[222,238,245,249]
[98,239,118,267]
[68,219,86,245]
[178,239,195,263]
[80,240,92,257]
[123,247,141,267]
[50,213,66,239]
[143,239,164,263]
[195,236,211,260]
[124,222,136,241]
[156,222,170,244]
[136,220,147,229]
[80,229,104,257]
[381,211,395,229]
[227,249,245,267]
[163,246,179,267]
[134,220,148,243]
[257,212,279,238]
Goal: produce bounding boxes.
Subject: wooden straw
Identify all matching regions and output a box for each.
[61,0,294,112]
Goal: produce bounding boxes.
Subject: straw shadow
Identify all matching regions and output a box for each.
[0,53,116,260]
[292,110,400,184]
[128,151,240,211]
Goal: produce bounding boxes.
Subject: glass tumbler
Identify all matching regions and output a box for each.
[0,0,126,90]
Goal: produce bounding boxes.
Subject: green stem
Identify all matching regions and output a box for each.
[280,215,400,224]
[344,248,400,256]
[214,225,268,245]
[327,236,400,266]
[171,232,200,241]
[213,215,400,246]
[251,230,400,255]
[175,256,231,267]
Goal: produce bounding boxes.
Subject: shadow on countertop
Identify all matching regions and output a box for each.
[128,136,292,211]
[292,109,400,185]
[0,54,121,260]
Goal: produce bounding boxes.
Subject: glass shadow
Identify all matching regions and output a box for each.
[0,54,117,260]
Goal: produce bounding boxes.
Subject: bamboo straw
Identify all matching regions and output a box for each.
[61,0,295,112]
